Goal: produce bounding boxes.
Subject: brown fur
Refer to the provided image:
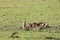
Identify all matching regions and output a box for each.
[37,22,49,28]
[21,21,49,30]
[28,23,37,28]
[28,22,48,28]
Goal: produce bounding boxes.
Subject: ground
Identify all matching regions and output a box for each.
[0,0,60,40]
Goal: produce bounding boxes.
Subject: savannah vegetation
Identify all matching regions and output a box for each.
[0,0,60,40]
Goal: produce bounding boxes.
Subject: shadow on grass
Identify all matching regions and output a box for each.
[46,36,60,40]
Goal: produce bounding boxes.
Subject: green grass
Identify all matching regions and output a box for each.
[0,0,60,40]
[0,30,60,40]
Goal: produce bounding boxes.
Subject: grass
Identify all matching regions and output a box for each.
[0,29,60,40]
[0,0,60,40]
